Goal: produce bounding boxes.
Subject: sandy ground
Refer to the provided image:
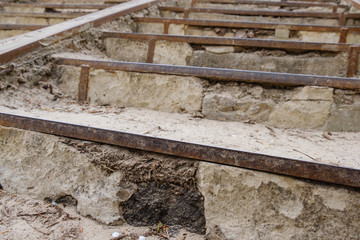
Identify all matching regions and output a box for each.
[0,86,359,170]
[0,190,203,240]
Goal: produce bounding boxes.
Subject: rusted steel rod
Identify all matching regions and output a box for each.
[0,0,161,65]
[102,31,351,52]
[134,17,360,34]
[0,11,85,19]
[191,0,348,10]
[159,6,344,18]
[0,24,47,31]
[0,2,113,9]
[0,113,359,188]
[56,57,360,90]
[78,65,90,102]
[160,6,359,24]
[346,45,360,77]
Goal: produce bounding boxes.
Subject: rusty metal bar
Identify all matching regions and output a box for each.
[191,0,348,10]
[0,0,161,65]
[346,46,360,77]
[146,38,156,63]
[56,57,360,90]
[158,6,344,19]
[102,31,351,52]
[0,24,47,31]
[163,22,170,34]
[78,65,90,103]
[134,17,360,34]
[339,28,349,43]
[0,113,359,188]
[0,2,113,9]
[0,11,85,19]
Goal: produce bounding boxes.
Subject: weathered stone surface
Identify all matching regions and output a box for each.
[268,87,334,129]
[105,38,148,62]
[268,100,333,129]
[0,127,124,225]
[347,32,360,44]
[153,41,193,65]
[57,65,80,98]
[58,67,204,113]
[0,127,205,233]
[0,30,28,40]
[105,39,193,65]
[204,46,235,54]
[298,31,340,43]
[188,51,346,76]
[324,104,360,131]
[275,28,290,39]
[292,86,334,101]
[87,70,203,113]
[203,93,275,122]
[197,162,360,240]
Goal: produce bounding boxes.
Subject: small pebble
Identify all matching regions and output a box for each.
[112,232,120,238]
[139,236,146,240]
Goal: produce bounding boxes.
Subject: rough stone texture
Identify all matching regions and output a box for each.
[346,32,360,44]
[0,30,29,40]
[324,104,360,132]
[189,50,347,76]
[203,93,275,122]
[298,31,340,43]
[0,127,123,225]
[57,65,81,98]
[57,67,204,113]
[87,70,203,113]
[275,28,290,39]
[0,128,206,233]
[153,40,193,65]
[105,38,148,62]
[267,87,334,129]
[197,162,360,240]
[105,39,193,65]
[204,46,235,54]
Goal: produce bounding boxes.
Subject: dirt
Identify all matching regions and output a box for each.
[0,190,204,240]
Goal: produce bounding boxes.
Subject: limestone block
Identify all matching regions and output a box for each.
[0,30,28,40]
[87,70,203,113]
[0,127,126,225]
[188,51,346,76]
[292,86,334,101]
[197,162,360,240]
[168,24,186,35]
[57,65,80,98]
[204,46,235,54]
[299,31,340,43]
[275,28,290,39]
[136,22,163,34]
[346,32,360,44]
[324,104,360,132]
[202,93,274,122]
[153,41,193,65]
[105,38,148,62]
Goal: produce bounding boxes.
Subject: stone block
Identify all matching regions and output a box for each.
[197,162,360,240]
[275,28,290,39]
[87,70,203,113]
[267,100,333,129]
[202,93,275,122]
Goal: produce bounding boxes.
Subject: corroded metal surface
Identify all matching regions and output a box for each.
[102,31,351,52]
[56,57,360,90]
[191,0,348,10]
[0,112,359,188]
[0,0,161,65]
[134,17,360,34]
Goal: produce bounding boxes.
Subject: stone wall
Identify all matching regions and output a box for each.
[1,126,359,238]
